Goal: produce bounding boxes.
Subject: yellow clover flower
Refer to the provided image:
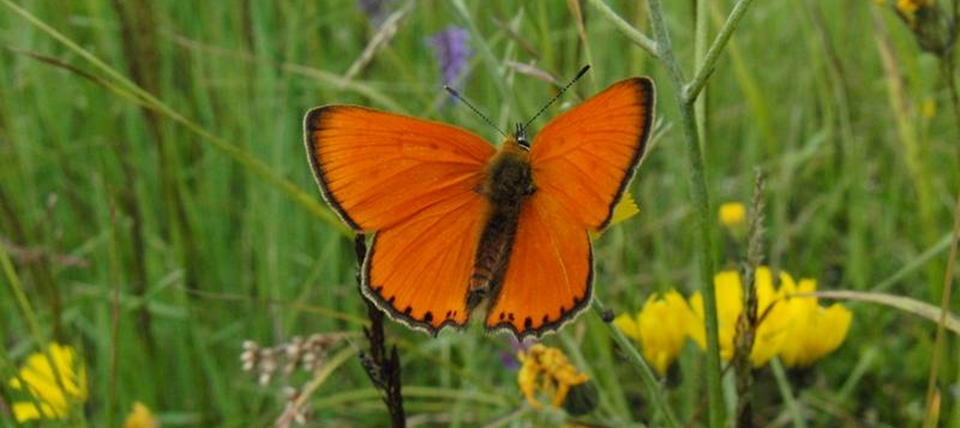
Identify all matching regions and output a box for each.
[517,344,589,409]
[689,267,793,367]
[777,279,853,368]
[614,291,698,375]
[8,342,88,422]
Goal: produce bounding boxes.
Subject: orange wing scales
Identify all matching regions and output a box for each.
[485,77,654,337]
[304,77,655,339]
[531,78,654,230]
[364,193,488,331]
[485,192,593,336]
[305,106,494,231]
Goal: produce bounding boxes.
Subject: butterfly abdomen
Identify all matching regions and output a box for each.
[468,138,534,309]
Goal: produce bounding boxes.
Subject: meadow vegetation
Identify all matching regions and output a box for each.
[1,0,958,426]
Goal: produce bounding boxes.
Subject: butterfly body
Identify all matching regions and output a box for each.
[469,136,534,309]
[305,77,655,338]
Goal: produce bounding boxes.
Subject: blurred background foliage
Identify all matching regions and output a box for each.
[0,0,958,426]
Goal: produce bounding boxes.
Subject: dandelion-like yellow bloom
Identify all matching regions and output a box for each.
[614,291,698,375]
[718,202,747,229]
[8,343,88,422]
[517,344,589,409]
[777,279,853,368]
[689,267,792,367]
[124,402,161,428]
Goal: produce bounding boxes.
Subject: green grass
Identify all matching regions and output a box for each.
[1,0,958,426]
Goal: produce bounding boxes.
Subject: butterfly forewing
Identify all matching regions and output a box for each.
[530,78,655,230]
[304,106,495,231]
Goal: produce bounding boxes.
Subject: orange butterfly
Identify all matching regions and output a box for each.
[304,75,655,338]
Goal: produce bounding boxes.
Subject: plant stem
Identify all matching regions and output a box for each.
[771,358,808,428]
[355,235,407,428]
[684,0,758,103]
[583,0,658,57]
[592,300,679,428]
[733,170,766,427]
[922,52,960,428]
[0,236,43,344]
[645,0,725,426]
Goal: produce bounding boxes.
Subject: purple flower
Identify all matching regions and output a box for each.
[500,335,539,371]
[426,26,473,85]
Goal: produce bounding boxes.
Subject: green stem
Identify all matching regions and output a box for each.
[583,0,658,57]
[0,236,43,344]
[592,300,679,428]
[645,0,725,426]
[684,0,758,103]
[922,52,960,428]
[771,358,808,428]
[694,0,708,141]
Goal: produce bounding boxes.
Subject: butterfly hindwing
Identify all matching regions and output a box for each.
[365,190,488,332]
[485,190,592,336]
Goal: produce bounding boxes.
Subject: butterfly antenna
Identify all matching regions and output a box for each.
[519,65,591,135]
[444,85,509,139]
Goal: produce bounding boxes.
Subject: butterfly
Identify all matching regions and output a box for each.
[303,73,655,339]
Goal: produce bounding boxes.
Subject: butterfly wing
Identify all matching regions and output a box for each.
[304,106,495,332]
[484,191,593,336]
[304,106,495,232]
[529,78,655,230]
[364,192,489,331]
[485,78,655,337]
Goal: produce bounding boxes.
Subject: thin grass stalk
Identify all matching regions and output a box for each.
[733,170,766,427]
[591,300,679,428]
[694,0,709,142]
[1,235,43,345]
[582,0,658,57]
[923,50,960,428]
[644,0,725,425]
[880,11,944,297]
[683,0,758,103]
[770,358,808,428]
[923,186,960,428]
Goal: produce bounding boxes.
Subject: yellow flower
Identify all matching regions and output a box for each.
[517,344,589,409]
[718,202,747,229]
[591,193,640,239]
[124,402,160,428]
[689,267,792,367]
[615,291,698,375]
[777,279,853,368]
[8,343,88,422]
